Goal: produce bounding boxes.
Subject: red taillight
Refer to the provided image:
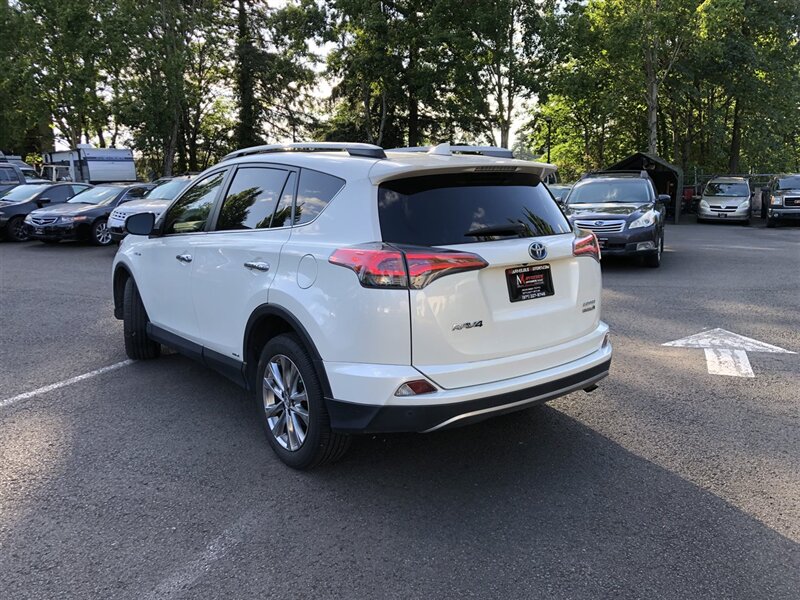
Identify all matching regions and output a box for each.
[573,231,601,262]
[329,243,488,289]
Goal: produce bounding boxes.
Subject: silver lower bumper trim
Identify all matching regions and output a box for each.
[422,369,609,433]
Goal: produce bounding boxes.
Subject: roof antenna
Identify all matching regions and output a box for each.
[427,142,452,156]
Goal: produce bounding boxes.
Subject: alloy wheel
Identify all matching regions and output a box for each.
[11,218,28,241]
[95,221,112,245]
[262,354,310,452]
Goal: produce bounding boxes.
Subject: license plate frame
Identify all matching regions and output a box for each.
[505,264,555,303]
[35,227,43,234]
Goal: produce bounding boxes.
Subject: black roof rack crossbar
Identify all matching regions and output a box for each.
[222,142,386,162]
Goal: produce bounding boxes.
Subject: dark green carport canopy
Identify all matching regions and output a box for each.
[605,152,684,223]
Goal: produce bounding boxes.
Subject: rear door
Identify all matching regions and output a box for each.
[378,172,603,389]
[191,165,295,361]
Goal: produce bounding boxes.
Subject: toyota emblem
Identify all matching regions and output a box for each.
[528,242,547,260]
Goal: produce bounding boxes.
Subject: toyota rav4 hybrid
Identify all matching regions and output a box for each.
[563,171,668,268]
[113,142,612,469]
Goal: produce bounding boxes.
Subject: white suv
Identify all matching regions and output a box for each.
[113,142,612,469]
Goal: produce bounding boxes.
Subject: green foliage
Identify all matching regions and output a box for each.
[2,0,797,179]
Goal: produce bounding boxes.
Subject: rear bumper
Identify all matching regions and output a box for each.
[325,340,612,433]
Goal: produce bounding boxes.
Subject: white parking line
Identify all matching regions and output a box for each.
[0,360,134,410]
[143,511,254,600]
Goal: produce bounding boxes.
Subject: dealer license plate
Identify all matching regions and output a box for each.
[505,264,554,303]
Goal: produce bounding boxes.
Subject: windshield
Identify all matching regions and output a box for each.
[145,178,191,200]
[704,182,749,197]
[777,176,800,190]
[67,186,120,205]
[568,180,650,204]
[0,184,49,202]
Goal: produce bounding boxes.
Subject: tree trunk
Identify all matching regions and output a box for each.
[407,49,419,147]
[235,0,259,148]
[728,97,742,173]
[645,43,658,155]
[163,118,179,177]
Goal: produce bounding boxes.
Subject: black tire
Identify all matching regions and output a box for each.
[643,231,662,268]
[6,216,29,242]
[256,333,350,469]
[123,278,161,360]
[91,218,113,246]
[742,218,751,227]
[766,218,777,228]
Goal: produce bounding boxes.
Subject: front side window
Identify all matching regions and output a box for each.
[379,172,571,246]
[295,169,345,225]
[162,171,226,234]
[216,167,289,231]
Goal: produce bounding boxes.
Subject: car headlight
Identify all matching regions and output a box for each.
[699,199,709,209]
[24,214,33,223]
[629,210,657,229]
[60,215,88,224]
[739,200,750,210]
[770,195,782,206]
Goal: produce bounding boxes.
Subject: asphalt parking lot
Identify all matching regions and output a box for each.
[1,221,798,599]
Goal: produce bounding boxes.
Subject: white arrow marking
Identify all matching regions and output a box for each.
[663,328,794,378]
[703,348,754,377]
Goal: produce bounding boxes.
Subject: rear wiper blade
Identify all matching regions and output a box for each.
[464,223,529,237]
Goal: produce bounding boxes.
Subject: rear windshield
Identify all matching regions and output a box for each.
[378,172,571,246]
[704,182,749,197]
[568,179,650,204]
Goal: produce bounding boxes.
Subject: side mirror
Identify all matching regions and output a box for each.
[36,197,51,207]
[658,194,671,203]
[126,212,156,236]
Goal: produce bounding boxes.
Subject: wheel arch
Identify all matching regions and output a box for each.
[113,264,133,320]
[243,304,332,398]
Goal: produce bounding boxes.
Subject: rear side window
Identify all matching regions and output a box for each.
[378,172,571,247]
[295,169,344,225]
[0,167,16,182]
[216,167,289,231]
[45,185,71,203]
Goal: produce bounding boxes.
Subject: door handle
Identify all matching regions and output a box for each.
[244,261,270,272]
[176,254,193,263]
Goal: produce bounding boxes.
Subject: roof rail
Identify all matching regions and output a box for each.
[581,170,650,180]
[222,142,386,162]
[388,143,514,159]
